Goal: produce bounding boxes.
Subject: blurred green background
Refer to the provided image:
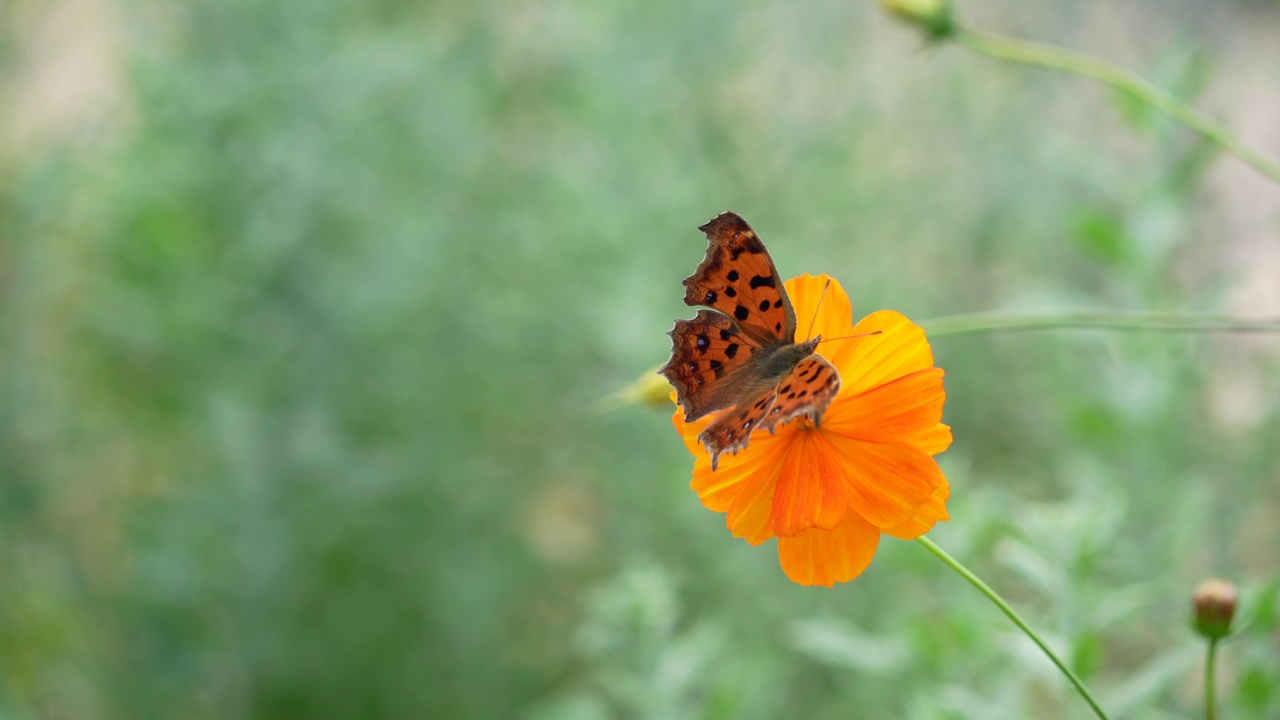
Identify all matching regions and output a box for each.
[3,0,1279,717]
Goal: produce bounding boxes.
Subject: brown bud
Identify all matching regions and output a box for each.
[1192,578,1238,640]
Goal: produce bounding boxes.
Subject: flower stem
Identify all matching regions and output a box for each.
[954,26,1280,187]
[922,310,1280,337]
[915,536,1111,720]
[1205,638,1219,720]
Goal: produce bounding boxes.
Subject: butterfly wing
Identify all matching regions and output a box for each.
[697,388,780,471]
[684,212,798,346]
[759,356,841,431]
[698,356,841,470]
[659,309,765,422]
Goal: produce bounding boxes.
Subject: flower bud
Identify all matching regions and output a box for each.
[596,369,675,413]
[880,0,955,40]
[1192,578,1238,640]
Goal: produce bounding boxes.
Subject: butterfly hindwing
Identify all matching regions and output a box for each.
[759,356,841,433]
[697,387,779,470]
[684,212,797,346]
[659,309,763,422]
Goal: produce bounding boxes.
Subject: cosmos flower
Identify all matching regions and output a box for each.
[672,274,952,586]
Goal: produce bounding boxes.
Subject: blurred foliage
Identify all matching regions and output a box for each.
[2,0,1279,718]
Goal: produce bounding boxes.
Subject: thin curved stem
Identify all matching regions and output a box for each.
[1205,638,1219,720]
[916,536,1110,720]
[922,310,1280,337]
[955,26,1280,187]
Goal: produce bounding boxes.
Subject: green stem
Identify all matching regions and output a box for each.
[955,26,1280,187]
[916,536,1110,720]
[1205,638,1219,720]
[922,310,1280,337]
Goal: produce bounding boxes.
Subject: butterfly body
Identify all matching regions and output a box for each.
[755,336,822,381]
[660,212,842,470]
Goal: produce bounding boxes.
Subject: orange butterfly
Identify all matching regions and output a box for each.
[660,212,843,470]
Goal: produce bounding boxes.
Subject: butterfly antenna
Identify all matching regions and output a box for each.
[818,329,883,345]
[805,279,831,341]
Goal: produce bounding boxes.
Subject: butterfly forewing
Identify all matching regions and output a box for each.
[684,212,797,346]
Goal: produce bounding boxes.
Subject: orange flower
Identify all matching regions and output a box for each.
[672,274,952,586]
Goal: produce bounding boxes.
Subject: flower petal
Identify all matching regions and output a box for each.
[673,391,785,488]
[784,274,854,347]
[882,480,951,540]
[829,310,935,396]
[725,461,782,545]
[691,443,777,514]
[909,423,953,456]
[823,367,951,454]
[675,400,794,545]
[769,431,851,537]
[777,514,881,587]
[821,435,944,529]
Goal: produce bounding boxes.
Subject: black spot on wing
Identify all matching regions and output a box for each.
[749,274,775,289]
[703,290,717,305]
[724,286,737,298]
[727,269,739,282]
[734,305,750,321]
[724,343,738,359]
[758,300,770,312]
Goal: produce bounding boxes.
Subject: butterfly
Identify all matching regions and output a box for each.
[659,212,842,470]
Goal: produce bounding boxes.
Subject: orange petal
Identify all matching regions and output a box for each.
[691,444,776,514]
[821,435,944,529]
[725,460,783,545]
[828,310,935,396]
[776,514,881,587]
[823,367,951,455]
[675,391,795,546]
[910,423,953,456]
[768,431,851,537]
[676,397,792,488]
[882,480,951,540]
[784,274,854,347]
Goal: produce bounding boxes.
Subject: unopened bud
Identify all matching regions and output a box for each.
[595,369,674,413]
[1192,578,1238,640]
[880,0,955,40]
